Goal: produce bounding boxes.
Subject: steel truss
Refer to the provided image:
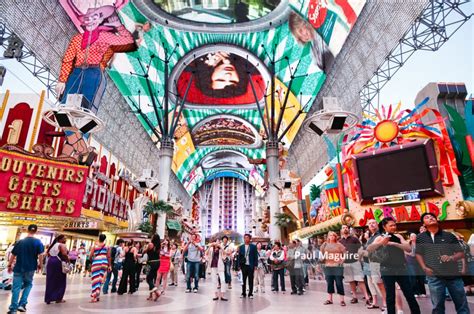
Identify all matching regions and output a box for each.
[360,0,472,114]
[0,20,57,97]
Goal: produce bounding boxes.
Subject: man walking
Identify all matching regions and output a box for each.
[339,224,370,304]
[7,224,44,314]
[239,234,258,299]
[416,212,470,314]
[183,234,203,293]
[103,239,124,294]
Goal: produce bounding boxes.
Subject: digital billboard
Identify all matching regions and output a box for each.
[96,0,367,195]
[152,0,281,24]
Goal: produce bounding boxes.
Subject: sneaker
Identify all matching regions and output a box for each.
[193,288,198,293]
[291,291,297,295]
[249,295,254,299]
[7,311,17,314]
[17,306,26,312]
[169,283,175,286]
[240,294,246,298]
[185,289,192,293]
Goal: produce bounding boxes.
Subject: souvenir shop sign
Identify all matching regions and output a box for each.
[82,178,130,220]
[0,150,88,217]
[63,220,102,230]
[358,201,449,227]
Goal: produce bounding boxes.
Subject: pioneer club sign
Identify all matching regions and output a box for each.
[0,150,88,217]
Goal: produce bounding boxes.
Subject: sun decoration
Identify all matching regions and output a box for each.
[374,120,399,143]
[341,97,460,200]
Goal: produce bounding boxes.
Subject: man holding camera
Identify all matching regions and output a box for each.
[183,234,204,293]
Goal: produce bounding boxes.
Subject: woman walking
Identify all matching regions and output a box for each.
[118,240,138,295]
[45,234,69,304]
[254,242,266,293]
[207,238,228,301]
[145,235,160,291]
[90,234,111,303]
[169,243,181,287]
[320,231,346,306]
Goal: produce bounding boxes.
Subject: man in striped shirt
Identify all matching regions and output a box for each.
[415,212,470,314]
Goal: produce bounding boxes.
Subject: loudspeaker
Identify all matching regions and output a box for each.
[0,66,6,86]
[309,121,324,136]
[54,112,72,127]
[79,120,98,134]
[330,115,347,130]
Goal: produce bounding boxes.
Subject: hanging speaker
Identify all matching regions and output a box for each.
[79,120,98,134]
[309,121,324,136]
[53,112,72,127]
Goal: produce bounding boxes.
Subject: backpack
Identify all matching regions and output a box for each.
[111,246,118,263]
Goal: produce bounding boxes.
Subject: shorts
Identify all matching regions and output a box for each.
[369,262,383,284]
[343,262,364,282]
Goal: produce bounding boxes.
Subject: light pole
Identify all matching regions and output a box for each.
[128,39,194,237]
[249,45,312,241]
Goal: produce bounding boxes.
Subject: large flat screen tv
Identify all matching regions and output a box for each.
[353,139,443,203]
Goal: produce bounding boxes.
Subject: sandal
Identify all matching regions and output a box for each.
[89,298,98,303]
[152,290,161,302]
[323,300,333,305]
[350,298,358,304]
[341,301,346,306]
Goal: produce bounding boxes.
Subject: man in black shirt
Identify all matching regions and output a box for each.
[416,212,469,314]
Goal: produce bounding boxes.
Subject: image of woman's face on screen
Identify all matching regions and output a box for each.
[175,49,266,107]
[211,61,239,90]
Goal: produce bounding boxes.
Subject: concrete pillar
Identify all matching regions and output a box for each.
[266,141,281,241]
[156,139,174,238]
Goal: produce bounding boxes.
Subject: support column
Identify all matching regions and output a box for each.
[266,141,281,241]
[156,139,174,238]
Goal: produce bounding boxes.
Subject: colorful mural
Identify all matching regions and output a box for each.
[58,0,367,195]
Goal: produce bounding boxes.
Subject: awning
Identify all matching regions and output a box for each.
[166,220,182,231]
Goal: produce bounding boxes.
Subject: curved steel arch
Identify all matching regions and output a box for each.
[132,0,290,33]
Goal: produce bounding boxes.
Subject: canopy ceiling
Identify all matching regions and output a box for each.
[100,0,366,195]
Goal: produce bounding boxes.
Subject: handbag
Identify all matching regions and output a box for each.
[170,262,175,272]
[143,264,151,275]
[61,260,73,274]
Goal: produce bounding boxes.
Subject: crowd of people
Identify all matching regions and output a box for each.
[3,213,474,314]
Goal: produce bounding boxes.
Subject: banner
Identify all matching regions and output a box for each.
[0,150,88,218]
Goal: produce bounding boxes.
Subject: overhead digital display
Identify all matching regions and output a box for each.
[191,115,261,147]
[152,0,281,24]
[200,150,253,170]
[176,51,266,108]
[101,0,366,195]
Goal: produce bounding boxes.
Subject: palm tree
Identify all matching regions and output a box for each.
[274,212,295,228]
[144,200,174,235]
